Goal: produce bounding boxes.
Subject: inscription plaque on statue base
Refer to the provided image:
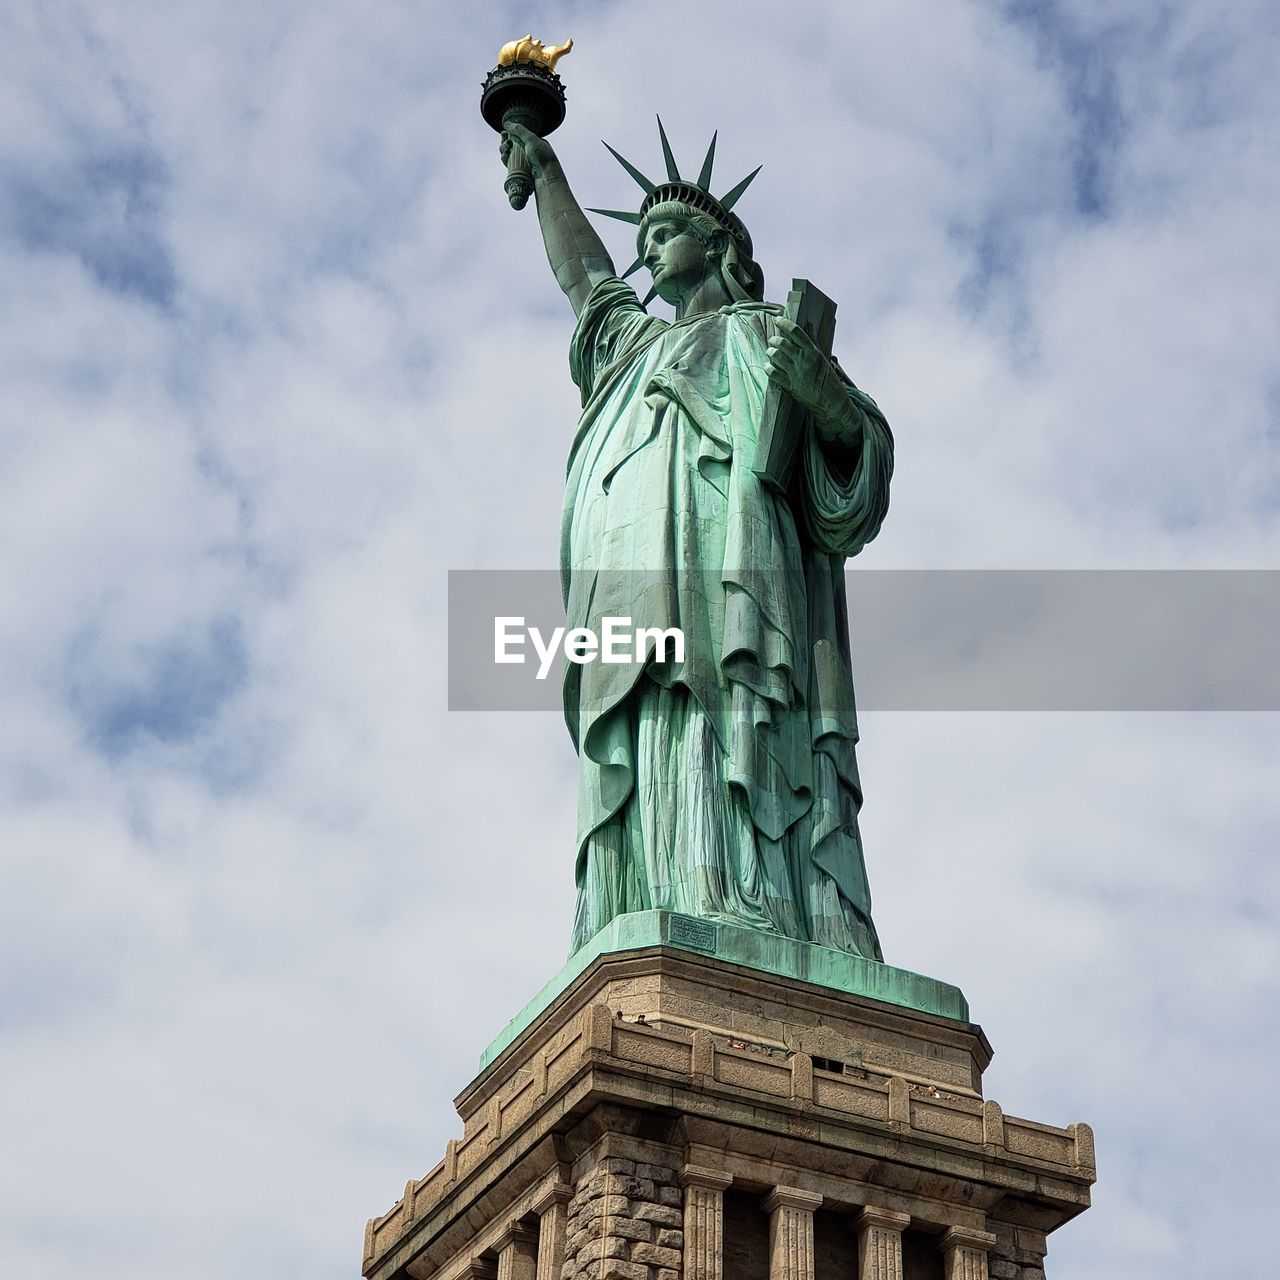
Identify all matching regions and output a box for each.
[363,920,1094,1280]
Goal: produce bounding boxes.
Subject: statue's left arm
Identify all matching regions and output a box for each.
[765,318,893,556]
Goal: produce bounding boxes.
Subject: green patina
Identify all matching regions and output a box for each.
[478,911,969,1072]
[498,114,897,969]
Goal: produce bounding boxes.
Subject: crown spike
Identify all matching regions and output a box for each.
[620,255,646,280]
[719,165,762,211]
[696,132,718,190]
[587,207,644,225]
[641,284,659,308]
[602,141,657,194]
[656,116,681,182]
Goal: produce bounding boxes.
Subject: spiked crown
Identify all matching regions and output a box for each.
[589,118,762,287]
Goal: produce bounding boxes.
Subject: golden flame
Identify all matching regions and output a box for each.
[497,35,573,72]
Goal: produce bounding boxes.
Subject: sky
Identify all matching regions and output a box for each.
[2,2,1278,1276]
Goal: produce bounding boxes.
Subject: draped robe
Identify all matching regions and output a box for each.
[562,277,893,959]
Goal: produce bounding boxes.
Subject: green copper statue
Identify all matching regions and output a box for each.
[497,93,894,962]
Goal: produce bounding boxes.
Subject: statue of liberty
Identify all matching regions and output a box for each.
[499,117,894,962]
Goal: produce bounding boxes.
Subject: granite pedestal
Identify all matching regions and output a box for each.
[363,913,1094,1280]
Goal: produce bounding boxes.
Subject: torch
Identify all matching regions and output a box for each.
[480,36,573,210]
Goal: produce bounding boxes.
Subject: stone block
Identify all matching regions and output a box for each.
[657,1186,682,1208]
[567,1217,602,1245]
[631,1242,681,1269]
[636,1163,675,1183]
[612,1218,653,1243]
[992,1224,1017,1253]
[580,1195,633,1223]
[655,1229,683,1249]
[988,1262,1019,1280]
[578,1236,630,1266]
[599,1262,649,1280]
[603,1158,637,1175]
[1013,1228,1047,1261]
[608,1176,656,1201]
[634,1203,682,1228]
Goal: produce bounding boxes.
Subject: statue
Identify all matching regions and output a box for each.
[490,58,894,962]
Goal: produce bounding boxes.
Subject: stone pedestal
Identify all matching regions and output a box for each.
[363,919,1094,1280]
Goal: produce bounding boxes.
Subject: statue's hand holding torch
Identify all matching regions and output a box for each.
[499,123,559,184]
[481,37,572,210]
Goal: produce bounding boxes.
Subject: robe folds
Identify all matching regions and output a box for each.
[562,277,893,959]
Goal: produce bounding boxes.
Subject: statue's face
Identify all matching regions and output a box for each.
[642,218,714,304]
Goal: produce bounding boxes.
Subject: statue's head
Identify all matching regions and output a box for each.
[637,201,764,305]
[594,122,765,306]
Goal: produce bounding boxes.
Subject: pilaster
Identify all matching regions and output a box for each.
[680,1164,732,1280]
[856,1206,910,1280]
[940,1226,997,1280]
[531,1185,570,1280]
[494,1222,537,1280]
[764,1186,822,1280]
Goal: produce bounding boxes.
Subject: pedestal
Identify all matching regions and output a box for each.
[363,914,1094,1280]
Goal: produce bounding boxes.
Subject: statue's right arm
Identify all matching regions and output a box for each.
[503,123,617,319]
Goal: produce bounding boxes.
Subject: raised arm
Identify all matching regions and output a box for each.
[502,123,616,319]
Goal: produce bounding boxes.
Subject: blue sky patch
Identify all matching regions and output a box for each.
[4,144,177,306]
[68,616,248,757]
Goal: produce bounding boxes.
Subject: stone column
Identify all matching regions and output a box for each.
[856,1206,910,1280]
[495,1222,538,1280]
[940,1227,997,1280]
[680,1165,732,1280]
[531,1185,571,1280]
[764,1186,822,1280]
